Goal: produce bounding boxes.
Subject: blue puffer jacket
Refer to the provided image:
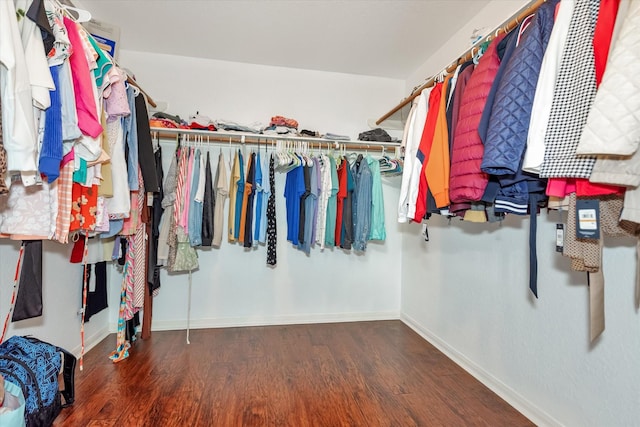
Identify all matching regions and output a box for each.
[480,0,559,213]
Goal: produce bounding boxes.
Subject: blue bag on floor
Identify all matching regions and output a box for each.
[0,336,75,427]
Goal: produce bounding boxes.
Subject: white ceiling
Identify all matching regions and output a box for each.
[76,0,491,79]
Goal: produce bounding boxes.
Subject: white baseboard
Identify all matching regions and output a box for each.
[109,311,400,333]
[70,325,111,359]
[400,313,563,427]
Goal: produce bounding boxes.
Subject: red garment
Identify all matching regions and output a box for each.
[449,33,505,203]
[334,160,347,246]
[69,238,85,263]
[189,122,216,131]
[70,183,98,232]
[270,116,298,129]
[570,0,624,197]
[413,83,443,222]
[546,178,577,198]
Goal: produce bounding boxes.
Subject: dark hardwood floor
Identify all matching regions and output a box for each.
[54,320,533,426]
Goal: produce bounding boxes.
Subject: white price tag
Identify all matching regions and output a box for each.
[578,209,597,230]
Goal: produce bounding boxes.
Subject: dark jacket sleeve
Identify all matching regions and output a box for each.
[135,94,160,192]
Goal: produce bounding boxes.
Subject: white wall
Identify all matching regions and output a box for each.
[405,0,527,94]
[401,216,640,427]
[0,240,110,356]
[122,50,404,140]
[400,1,640,426]
[114,50,405,330]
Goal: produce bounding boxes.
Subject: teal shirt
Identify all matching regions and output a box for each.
[324,156,339,247]
[367,155,386,241]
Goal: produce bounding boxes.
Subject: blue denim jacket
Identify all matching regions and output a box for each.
[123,86,139,191]
[352,157,372,252]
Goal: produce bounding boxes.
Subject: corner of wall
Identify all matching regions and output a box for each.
[404,0,526,94]
[400,313,562,427]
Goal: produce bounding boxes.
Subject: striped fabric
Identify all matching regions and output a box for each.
[54,160,74,243]
[179,147,194,231]
[174,148,188,225]
[133,190,147,310]
[110,257,131,363]
[123,236,136,322]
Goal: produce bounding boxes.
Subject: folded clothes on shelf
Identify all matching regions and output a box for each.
[300,129,320,137]
[323,132,351,141]
[188,112,216,131]
[358,128,392,142]
[214,119,265,133]
[270,115,299,129]
[263,125,298,135]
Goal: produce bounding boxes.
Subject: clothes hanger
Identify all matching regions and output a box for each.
[56,1,92,23]
[277,140,288,170]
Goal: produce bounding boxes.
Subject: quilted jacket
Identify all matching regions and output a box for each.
[481,0,559,177]
[578,0,640,157]
[448,33,505,203]
[480,0,558,213]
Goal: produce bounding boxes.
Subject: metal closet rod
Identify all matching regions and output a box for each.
[375,0,547,125]
[150,127,402,151]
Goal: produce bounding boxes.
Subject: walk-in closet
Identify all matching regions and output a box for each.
[0,0,638,426]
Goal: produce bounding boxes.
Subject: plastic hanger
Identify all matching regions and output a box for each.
[56,1,92,23]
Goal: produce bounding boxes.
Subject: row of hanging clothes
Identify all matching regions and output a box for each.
[152,135,395,345]
[0,0,162,365]
[0,0,159,240]
[156,136,278,269]
[398,0,640,341]
[155,135,394,270]
[278,140,387,254]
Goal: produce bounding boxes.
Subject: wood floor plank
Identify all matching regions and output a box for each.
[54,320,533,426]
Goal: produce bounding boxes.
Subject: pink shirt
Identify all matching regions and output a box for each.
[180,148,195,230]
[63,17,102,138]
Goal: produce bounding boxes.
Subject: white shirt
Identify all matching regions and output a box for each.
[105,120,131,217]
[0,0,39,182]
[523,0,575,174]
[398,88,430,223]
[315,154,332,249]
[15,0,54,110]
[195,150,206,202]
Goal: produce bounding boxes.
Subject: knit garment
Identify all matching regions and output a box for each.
[39,64,63,182]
